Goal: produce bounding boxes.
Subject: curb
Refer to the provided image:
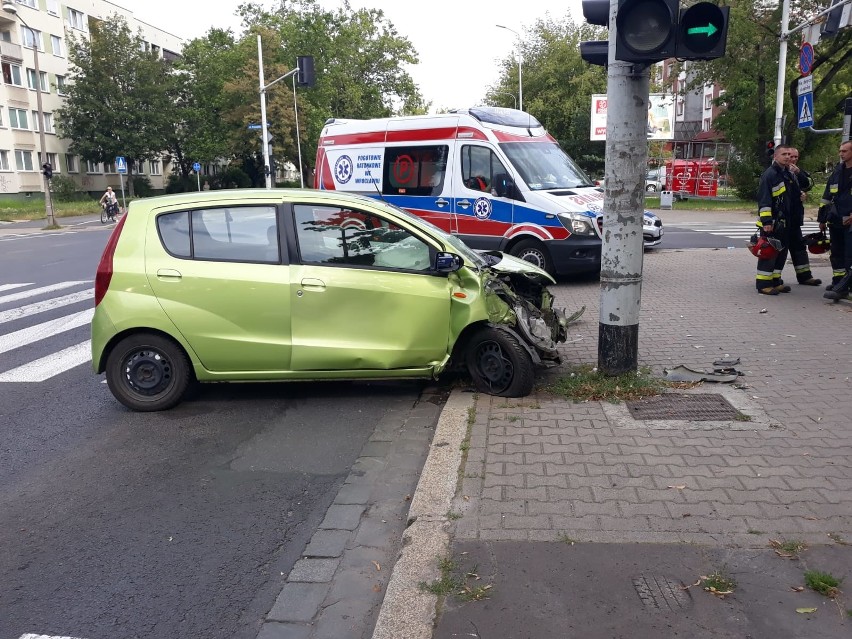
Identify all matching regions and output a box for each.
[371,389,474,639]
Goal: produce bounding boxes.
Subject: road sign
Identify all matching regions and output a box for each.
[797,92,814,128]
[247,123,262,130]
[799,42,814,75]
[798,75,812,96]
[115,156,127,174]
[192,162,201,172]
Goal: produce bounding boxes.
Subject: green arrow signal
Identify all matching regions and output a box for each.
[687,23,719,37]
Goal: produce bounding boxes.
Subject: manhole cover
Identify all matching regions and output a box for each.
[626,393,740,421]
[633,575,692,611]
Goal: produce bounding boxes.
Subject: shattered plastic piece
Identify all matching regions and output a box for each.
[664,365,740,383]
[713,357,740,367]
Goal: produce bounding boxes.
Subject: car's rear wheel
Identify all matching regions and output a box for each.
[646,184,657,192]
[106,333,191,411]
[465,328,535,397]
[509,239,553,275]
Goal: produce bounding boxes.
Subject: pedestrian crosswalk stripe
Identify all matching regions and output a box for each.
[19,634,89,639]
[0,281,91,305]
[0,290,93,325]
[0,282,33,293]
[0,340,91,382]
[0,308,93,355]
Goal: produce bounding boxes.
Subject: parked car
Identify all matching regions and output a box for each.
[590,181,664,249]
[91,190,577,411]
[645,168,664,192]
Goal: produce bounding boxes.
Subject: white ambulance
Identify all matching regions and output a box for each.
[314,106,662,275]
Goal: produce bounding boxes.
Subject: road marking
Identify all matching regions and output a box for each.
[19,634,89,639]
[0,281,91,305]
[0,231,81,242]
[0,283,33,293]
[0,290,93,325]
[0,340,91,382]
[0,308,93,355]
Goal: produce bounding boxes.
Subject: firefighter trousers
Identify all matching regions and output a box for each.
[755,224,815,291]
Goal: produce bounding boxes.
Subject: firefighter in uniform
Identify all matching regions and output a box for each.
[755,144,821,295]
[821,140,852,299]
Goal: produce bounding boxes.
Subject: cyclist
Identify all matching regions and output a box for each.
[99,186,120,220]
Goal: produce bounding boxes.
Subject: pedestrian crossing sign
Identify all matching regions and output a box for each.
[797,93,814,128]
[116,156,127,174]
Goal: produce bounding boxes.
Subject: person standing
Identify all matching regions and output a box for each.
[754,144,821,295]
[821,140,852,299]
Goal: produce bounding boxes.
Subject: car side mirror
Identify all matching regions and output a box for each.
[434,252,463,273]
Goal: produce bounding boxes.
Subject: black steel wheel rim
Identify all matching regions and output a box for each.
[517,248,546,269]
[474,341,513,393]
[122,348,173,396]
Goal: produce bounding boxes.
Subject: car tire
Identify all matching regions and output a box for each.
[510,239,554,275]
[646,184,657,192]
[106,333,192,411]
[465,327,535,397]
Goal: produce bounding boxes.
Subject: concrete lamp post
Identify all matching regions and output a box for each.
[496,24,523,112]
[2,0,56,227]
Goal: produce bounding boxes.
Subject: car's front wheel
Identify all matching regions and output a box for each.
[106,333,191,411]
[465,328,535,397]
[646,183,658,192]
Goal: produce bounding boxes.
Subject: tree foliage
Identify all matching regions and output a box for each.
[486,15,608,176]
[55,15,173,194]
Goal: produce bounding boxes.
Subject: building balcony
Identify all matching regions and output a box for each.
[0,40,23,62]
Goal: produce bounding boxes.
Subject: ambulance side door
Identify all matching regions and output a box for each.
[453,143,514,250]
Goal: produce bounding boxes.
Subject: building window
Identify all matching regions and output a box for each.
[86,160,101,173]
[46,0,59,14]
[149,160,161,175]
[56,74,66,95]
[14,149,34,171]
[0,150,10,171]
[676,100,684,117]
[65,153,77,173]
[31,110,39,132]
[21,26,41,51]
[9,108,28,129]
[2,62,23,86]
[47,152,59,173]
[51,35,62,56]
[704,94,713,110]
[703,117,712,132]
[43,112,54,133]
[68,9,85,31]
[27,68,48,92]
[16,0,37,8]
[104,160,116,173]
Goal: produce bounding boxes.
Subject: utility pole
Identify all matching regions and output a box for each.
[598,0,648,375]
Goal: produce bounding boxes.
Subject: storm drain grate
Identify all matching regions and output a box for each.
[633,575,692,611]
[626,393,741,421]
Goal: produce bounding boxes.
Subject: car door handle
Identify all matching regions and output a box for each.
[436,198,449,207]
[156,268,182,280]
[457,199,471,209]
[300,278,326,293]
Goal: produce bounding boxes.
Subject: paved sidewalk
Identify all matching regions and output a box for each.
[375,246,852,638]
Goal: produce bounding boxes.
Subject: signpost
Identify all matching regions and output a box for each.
[193,161,202,191]
[797,67,814,129]
[115,156,127,212]
[247,123,262,130]
[799,41,814,75]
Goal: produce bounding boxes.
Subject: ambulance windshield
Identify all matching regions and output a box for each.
[500,142,594,191]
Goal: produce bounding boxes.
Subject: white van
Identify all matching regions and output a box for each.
[315,107,662,275]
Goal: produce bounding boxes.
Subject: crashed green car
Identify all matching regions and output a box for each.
[91,189,578,411]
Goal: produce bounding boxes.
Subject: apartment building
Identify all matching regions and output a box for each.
[0,0,181,199]
[660,59,727,154]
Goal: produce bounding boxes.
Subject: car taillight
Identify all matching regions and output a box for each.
[94,213,128,306]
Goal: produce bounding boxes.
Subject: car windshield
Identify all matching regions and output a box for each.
[382,201,488,268]
[500,142,595,191]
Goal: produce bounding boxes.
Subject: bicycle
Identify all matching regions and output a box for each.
[101,201,119,224]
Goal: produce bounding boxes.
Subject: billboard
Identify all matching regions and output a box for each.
[590,94,676,141]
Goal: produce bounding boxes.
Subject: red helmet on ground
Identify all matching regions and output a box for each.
[748,236,782,260]
[804,231,830,254]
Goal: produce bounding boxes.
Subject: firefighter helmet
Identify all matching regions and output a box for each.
[748,235,782,260]
[804,231,830,254]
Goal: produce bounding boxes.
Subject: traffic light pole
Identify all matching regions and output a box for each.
[598,0,648,376]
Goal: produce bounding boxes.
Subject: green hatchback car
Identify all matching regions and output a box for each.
[92,190,575,411]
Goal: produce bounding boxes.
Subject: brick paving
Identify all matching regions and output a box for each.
[452,246,852,548]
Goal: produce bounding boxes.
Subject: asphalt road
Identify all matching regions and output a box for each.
[0,221,426,639]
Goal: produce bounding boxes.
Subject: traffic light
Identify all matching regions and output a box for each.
[675,3,730,60]
[296,56,315,87]
[580,0,730,65]
[766,141,775,157]
[41,162,52,179]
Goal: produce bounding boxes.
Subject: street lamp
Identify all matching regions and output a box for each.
[491,92,517,109]
[2,1,56,227]
[496,24,523,112]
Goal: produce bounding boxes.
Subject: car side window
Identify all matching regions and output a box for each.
[157,206,279,263]
[293,205,431,271]
[382,145,449,197]
[461,145,508,194]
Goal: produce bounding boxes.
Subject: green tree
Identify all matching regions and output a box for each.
[486,15,608,176]
[55,15,173,195]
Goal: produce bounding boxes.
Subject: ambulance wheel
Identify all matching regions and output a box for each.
[510,239,553,275]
